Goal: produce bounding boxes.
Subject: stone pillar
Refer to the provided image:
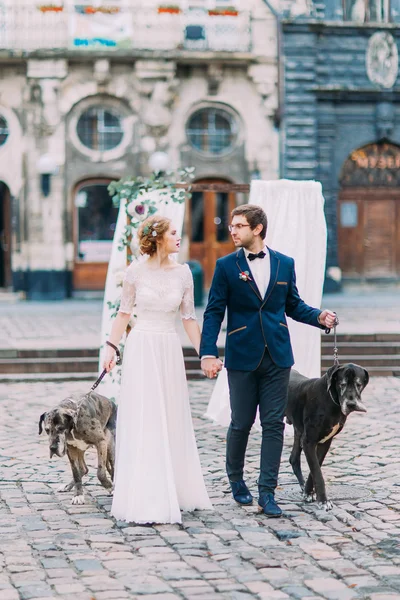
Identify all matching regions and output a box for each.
[24,59,69,300]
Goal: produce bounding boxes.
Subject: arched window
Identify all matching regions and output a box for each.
[77,107,124,151]
[186,107,237,154]
[0,116,9,146]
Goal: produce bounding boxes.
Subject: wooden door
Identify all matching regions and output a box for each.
[364,199,396,277]
[188,179,236,286]
[0,182,12,288]
[338,189,400,278]
[73,179,118,291]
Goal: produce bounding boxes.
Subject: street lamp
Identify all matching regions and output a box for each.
[37,154,58,197]
[148,151,170,175]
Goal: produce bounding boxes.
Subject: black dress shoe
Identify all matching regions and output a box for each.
[230,480,253,505]
[258,493,282,518]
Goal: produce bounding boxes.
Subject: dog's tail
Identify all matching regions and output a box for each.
[107,401,118,431]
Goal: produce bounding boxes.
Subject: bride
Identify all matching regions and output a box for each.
[103,214,212,524]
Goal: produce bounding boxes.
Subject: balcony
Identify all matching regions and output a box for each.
[0,4,252,55]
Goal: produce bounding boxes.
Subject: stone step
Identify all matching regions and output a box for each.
[322,333,400,343]
[321,355,400,367]
[0,372,99,383]
[1,333,400,380]
[320,342,400,355]
[0,348,99,359]
[320,366,400,377]
[0,357,98,374]
[0,370,206,383]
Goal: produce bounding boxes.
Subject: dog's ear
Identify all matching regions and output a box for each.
[64,413,75,432]
[326,365,341,396]
[362,368,370,389]
[38,412,46,435]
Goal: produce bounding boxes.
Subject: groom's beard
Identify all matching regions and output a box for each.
[232,238,246,247]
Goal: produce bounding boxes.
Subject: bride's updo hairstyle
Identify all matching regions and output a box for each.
[137,215,171,256]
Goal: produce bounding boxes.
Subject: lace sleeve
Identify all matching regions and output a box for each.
[180,264,196,320]
[119,263,137,315]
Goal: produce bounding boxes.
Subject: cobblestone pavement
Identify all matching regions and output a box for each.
[1,377,400,600]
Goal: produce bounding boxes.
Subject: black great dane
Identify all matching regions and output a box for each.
[286,363,369,510]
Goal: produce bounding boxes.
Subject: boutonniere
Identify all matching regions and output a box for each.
[239,270,252,282]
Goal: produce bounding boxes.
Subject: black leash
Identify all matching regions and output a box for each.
[324,313,340,366]
[90,341,122,392]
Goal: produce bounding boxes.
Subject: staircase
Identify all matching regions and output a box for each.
[1,334,400,382]
[0,349,99,382]
[321,333,400,376]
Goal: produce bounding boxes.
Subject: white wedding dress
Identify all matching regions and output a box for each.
[111,259,212,525]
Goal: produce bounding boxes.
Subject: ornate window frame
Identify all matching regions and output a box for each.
[69,96,136,161]
[185,102,241,158]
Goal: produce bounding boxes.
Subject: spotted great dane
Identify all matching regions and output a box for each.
[38,391,117,504]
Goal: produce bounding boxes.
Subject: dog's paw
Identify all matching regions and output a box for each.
[317,500,333,511]
[57,483,74,493]
[303,493,315,503]
[71,494,85,505]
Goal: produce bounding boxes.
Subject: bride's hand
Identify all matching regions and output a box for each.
[103,346,117,372]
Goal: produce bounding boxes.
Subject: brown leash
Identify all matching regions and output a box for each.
[90,341,122,392]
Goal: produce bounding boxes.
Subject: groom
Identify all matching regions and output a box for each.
[200,204,336,517]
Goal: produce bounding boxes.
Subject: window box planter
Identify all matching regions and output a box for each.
[208,8,239,16]
[158,5,181,14]
[37,4,64,12]
[83,6,120,14]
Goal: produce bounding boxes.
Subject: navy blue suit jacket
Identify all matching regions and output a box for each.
[200,247,324,370]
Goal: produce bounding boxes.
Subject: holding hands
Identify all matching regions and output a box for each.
[201,357,224,379]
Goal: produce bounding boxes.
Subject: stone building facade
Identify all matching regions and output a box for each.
[0,0,281,299]
[282,0,400,291]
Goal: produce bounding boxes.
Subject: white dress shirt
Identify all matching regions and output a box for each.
[245,246,270,298]
[201,246,270,361]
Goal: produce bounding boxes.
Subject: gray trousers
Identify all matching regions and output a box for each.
[226,349,291,496]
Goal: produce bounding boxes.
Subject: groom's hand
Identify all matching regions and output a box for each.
[201,357,223,379]
[318,310,337,329]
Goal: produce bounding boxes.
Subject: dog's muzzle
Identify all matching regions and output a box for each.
[50,441,66,458]
[343,398,367,415]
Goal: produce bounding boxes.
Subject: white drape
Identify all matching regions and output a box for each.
[97,190,186,401]
[205,179,327,427]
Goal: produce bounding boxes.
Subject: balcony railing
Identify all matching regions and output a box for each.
[0,5,252,54]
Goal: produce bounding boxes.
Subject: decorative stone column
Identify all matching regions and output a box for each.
[24,59,69,299]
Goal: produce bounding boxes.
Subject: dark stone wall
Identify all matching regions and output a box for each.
[282,20,400,290]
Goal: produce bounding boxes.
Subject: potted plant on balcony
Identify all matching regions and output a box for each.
[37,3,64,12]
[208,6,239,16]
[157,4,181,14]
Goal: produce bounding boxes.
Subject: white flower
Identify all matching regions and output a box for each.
[127,200,148,220]
[152,230,157,237]
[114,270,126,287]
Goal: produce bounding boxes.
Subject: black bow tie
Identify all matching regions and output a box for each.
[248,250,266,261]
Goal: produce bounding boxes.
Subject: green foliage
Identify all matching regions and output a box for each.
[108,168,194,253]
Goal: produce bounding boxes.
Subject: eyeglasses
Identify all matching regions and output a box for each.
[228,224,251,232]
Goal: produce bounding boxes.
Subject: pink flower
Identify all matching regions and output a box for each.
[127,200,149,220]
[135,204,145,215]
